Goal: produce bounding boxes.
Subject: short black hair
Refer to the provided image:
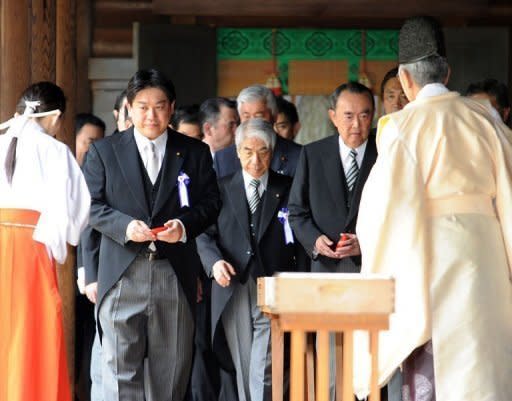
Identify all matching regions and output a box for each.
[275,97,299,125]
[113,89,128,112]
[126,69,176,105]
[75,113,106,135]
[171,104,200,129]
[466,78,510,110]
[380,67,399,99]
[329,81,375,111]
[16,81,66,115]
[199,97,236,127]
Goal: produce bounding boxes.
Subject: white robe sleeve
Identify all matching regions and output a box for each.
[492,122,512,277]
[33,144,90,264]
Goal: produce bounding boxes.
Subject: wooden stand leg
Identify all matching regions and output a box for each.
[335,332,343,401]
[271,317,284,401]
[369,331,380,401]
[291,330,306,401]
[306,334,316,401]
[316,330,330,401]
[342,331,354,401]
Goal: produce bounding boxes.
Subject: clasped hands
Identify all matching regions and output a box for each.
[315,233,360,259]
[126,219,183,243]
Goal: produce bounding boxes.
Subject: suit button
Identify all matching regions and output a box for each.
[246,250,251,255]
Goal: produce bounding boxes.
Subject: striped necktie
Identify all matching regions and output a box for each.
[248,178,261,214]
[346,148,359,192]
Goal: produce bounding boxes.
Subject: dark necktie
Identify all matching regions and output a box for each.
[4,136,18,184]
[346,149,359,192]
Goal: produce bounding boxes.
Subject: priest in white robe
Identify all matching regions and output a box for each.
[354,17,512,401]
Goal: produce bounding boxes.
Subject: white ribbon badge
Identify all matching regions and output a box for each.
[177,171,191,208]
[277,208,294,244]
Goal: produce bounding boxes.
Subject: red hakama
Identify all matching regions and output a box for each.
[0,209,71,401]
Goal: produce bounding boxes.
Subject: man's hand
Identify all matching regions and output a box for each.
[85,282,98,304]
[126,220,155,242]
[314,234,340,259]
[156,219,184,243]
[212,260,236,287]
[334,233,361,258]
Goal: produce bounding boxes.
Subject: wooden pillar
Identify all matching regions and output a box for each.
[76,0,92,113]
[32,0,57,82]
[56,0,78,389]
[0,0,31,121]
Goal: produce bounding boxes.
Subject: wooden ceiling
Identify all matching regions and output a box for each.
[92,0,512,58]
[153,0,512,26]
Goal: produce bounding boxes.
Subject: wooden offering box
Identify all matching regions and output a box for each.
[257,273,394,401]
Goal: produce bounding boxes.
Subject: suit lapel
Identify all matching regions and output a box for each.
[226,171,251,242]
[321,135,348,212]
[346,135,377,225]
[257,171,285,242]
[270,135,286,174]
[152,131,185,217]
[113,129,149,216]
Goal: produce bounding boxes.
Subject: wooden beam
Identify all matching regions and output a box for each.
[0,0,30,121]
[154,0,487,17]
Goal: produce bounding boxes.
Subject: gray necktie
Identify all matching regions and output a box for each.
[346,149,359,192]
[248,178,261,214]
[146,142,159,184]
[4,136,17,184]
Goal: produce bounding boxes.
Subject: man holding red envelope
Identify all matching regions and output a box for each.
[82,69,220,401]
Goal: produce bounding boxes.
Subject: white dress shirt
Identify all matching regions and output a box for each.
[133,128,168,174]
[338,136,368,173]
[242,170,268,202]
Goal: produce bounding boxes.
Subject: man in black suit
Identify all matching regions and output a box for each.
[82,69,220,401]
[289,81,377,272]
[213,85,301,178]
[288,81,377,401]
[197,118,305,401]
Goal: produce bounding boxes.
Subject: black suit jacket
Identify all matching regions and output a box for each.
[196,170,305,366]
[82,127,221,317]
[213,134,302,178]
[288,133,377,272]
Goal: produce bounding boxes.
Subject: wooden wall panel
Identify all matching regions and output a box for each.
[218,60,274,97]
[288,60,348,95]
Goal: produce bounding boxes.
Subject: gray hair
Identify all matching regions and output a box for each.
[399,55,449,87]
[237,85,277,118]
[235,118,276,152]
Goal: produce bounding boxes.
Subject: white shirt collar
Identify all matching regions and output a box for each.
[338,136,368,170]
[242,169,268,199]
[133,128,168,165]
[415,83,450,101]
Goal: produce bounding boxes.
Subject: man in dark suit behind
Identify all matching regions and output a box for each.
[82,69,220,401]
[197,118,306,401]
[213,84,301,178]
[288,81,378,401]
